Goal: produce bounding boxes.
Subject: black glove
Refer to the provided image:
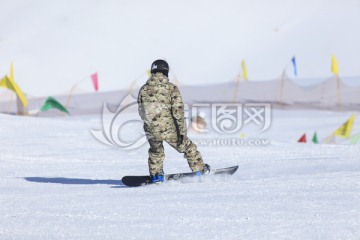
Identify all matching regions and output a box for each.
[177,135,184,146]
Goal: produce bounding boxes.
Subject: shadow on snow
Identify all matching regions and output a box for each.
[24,177,127,188]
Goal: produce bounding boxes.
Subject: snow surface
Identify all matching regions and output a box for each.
[1,0,360,96]
[1,109,360,239]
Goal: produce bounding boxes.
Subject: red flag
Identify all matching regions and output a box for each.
[298,133,307,143]
[91,72,99,91]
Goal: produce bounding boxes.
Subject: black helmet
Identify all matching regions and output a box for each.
[150,59,169,76]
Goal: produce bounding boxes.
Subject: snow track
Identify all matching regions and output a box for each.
[1,110,359,239]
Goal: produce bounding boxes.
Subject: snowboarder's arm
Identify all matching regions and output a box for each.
[137,88,146,121]
[171,85,186,136]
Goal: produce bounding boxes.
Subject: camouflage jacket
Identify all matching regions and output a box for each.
[137,72,186,141]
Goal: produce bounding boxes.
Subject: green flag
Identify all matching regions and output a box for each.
[350,133,360,144]
[312,132,319,144]
[40,97,70,115]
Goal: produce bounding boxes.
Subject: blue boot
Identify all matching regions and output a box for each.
[196,164,211,176]
[151,174,164,183]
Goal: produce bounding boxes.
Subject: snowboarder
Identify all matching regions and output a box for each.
[137,59,210,183]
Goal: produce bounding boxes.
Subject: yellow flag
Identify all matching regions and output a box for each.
[10,63,14,82]
[334,114,355,138]
[241,60,248,81]
[0,75,28,107]
[331,54,339,75]
[147,69,151,77]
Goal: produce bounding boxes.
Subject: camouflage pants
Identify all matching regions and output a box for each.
[148,137,204,176]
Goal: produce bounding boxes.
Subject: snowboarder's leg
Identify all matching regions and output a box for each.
[183,138,206,172]
[167,137,205,172]
[148,139,165,176]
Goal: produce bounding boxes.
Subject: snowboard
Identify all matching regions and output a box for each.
[122,165,238,187]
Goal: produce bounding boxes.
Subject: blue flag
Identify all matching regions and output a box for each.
[291,56,297,76]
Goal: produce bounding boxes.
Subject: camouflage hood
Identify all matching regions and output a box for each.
[146,73,169,85]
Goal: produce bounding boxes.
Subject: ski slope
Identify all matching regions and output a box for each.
[1,109,360,239]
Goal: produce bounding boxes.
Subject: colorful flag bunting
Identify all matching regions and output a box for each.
[331,54,339,75]
[323,133,336,144]
[241,60,248,81]
[40,97,70,115]
[291,56,297,76]
[312,132,319,144]
[298,133,307,143]
[334,114,355,138]
[350,133,360,144]
[91,73,99,91]
[0,71,28,107]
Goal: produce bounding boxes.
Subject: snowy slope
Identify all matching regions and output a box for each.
[0,0,359,96]
[1,110,360,239]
